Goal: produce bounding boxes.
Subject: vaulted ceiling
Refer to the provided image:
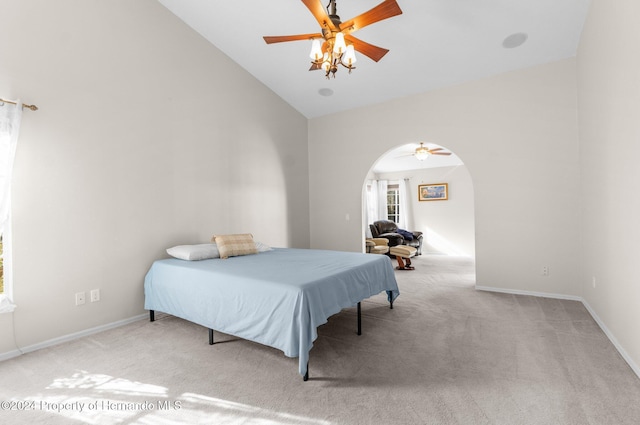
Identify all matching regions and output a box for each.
[158,0,591,119]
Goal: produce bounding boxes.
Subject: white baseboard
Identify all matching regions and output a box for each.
[0,313,148,362]
[0,349,22,362]
[476,285,640,380]
[580,299,640,379]
[475,285,583,302]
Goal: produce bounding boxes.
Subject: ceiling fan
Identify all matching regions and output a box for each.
[409,143,452,161]
[263,0,403,78]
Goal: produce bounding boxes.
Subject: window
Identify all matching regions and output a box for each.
[387,184,400,223]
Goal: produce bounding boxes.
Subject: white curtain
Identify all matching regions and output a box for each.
[398,178,412,230]
[0,99,21,312]
[0,100,22,235]
[365,180,379,235]
[365,180,390,237]
[376,180,388,222]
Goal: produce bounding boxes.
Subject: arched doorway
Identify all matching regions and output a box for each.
[362,141,475,259]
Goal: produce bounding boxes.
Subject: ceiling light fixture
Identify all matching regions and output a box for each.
[308,2,357,79]
[412,143,453,160]
[264,0,403,80]
[309,35,357,79]
[414,143,430,161]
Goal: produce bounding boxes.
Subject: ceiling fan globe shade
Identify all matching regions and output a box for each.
[344,44,357,65]
[322,55,331,72]
[309,39,323,60]
[333,32,347,54]
[415,147,429,161]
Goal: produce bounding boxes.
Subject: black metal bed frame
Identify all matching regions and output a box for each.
[149,291,394,381]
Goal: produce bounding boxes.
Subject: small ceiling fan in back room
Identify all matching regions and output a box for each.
[402,143,452,161]
[263,0,403,79]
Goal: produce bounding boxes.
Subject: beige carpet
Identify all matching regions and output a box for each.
[1,255,640,424]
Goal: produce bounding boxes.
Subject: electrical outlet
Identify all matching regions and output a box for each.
[90,289,100,302]
[75,292,86,306]
[541,266,549,276]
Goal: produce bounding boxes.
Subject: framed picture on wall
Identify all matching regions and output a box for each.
[418,183,448,201]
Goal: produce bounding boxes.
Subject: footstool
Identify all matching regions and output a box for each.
[389,245,417,270]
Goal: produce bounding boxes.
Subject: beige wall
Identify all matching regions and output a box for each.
[0,0,309,353]
[309,58,581,297]
[577,0,640,374]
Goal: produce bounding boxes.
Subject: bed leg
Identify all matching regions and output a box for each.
[209,329,214,345]
[150,310,155,322]
[303,362,309,381]
[387,291,394,309]
[357,302,362,336]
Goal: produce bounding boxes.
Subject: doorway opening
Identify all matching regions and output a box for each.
[362,141,475,265]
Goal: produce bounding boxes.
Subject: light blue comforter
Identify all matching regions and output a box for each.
[144,248,399,376]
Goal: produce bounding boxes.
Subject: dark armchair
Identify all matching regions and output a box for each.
[370,220,423,255]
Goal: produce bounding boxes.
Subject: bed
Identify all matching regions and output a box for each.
[144,247,399,380]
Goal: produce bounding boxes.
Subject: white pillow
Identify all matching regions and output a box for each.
[166,244,220,261]
[254,241,273,252]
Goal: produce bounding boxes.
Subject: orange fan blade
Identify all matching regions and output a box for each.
[428,148,444,152]
[431,152,452,156]
[301,0,336,31]
[344,35,389,62]
[340,0,403,34]
[264,33,323,44]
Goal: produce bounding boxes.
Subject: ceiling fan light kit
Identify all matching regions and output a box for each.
[313,33,356,77]
[414,142,452,161]
[414,145,430,161]
[264,0,402,79]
